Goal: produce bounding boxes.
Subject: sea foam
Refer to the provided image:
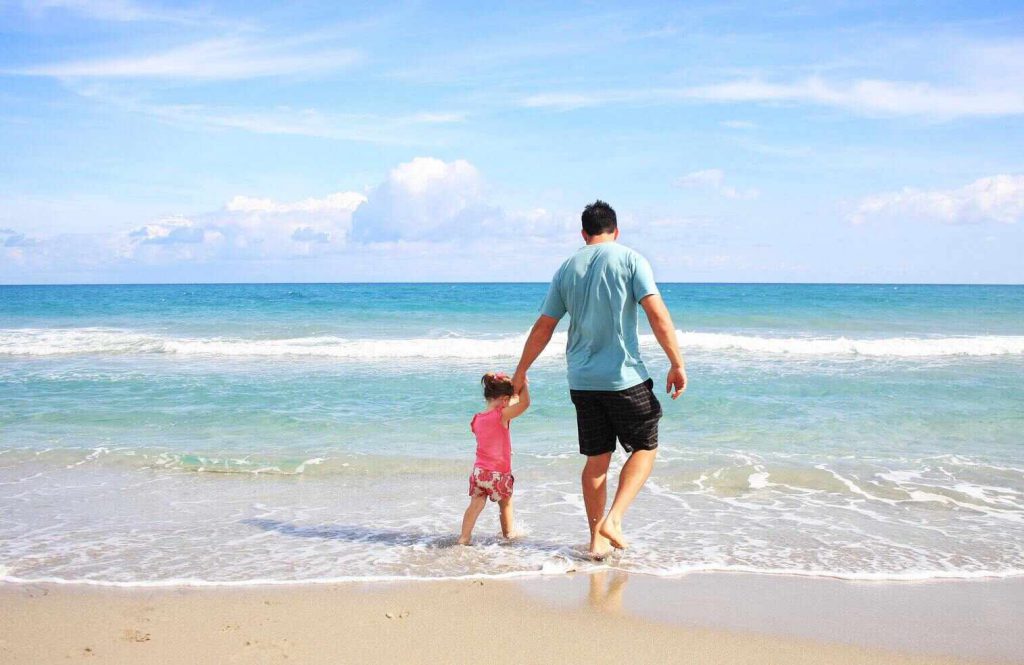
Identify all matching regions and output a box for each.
[3,327,1023,359]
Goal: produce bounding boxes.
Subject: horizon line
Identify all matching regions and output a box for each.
[1,280,1022,287]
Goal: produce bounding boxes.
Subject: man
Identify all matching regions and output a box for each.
[512,200,686,558]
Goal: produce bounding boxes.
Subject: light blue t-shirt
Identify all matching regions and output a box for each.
[540,242,660,391]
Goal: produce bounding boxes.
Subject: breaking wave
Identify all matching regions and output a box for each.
[2,328,1023,359]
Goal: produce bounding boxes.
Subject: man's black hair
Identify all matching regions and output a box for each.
[581,200,617,236]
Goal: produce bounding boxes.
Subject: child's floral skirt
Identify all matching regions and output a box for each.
[469,466,514,502]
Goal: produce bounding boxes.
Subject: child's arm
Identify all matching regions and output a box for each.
[501,381,530,425]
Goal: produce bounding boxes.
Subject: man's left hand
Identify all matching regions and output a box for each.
[666,366,687,400]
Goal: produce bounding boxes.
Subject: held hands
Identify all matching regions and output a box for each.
[512,370,528,396]
[666,366,687,400]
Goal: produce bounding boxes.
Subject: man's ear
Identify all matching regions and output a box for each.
[581,229,590,243]
[613,228,620,240]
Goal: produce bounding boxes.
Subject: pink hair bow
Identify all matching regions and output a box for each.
[493,372,509,381]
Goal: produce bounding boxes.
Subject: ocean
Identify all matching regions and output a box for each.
[1,283,1022,586]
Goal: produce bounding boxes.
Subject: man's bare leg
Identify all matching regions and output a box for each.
[599,448,657,549]
[497,497,515,538]
[582,452,612,557]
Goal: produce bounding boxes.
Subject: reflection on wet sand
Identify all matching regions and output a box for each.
[587,571,629,613]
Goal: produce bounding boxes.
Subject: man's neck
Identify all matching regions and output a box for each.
[585,233,616,245]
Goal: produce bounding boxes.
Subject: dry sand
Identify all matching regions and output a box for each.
[3,573,1020,665]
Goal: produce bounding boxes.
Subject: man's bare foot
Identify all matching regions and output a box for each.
[456,536,471,546]
[588,531,612,560]
[599,517,628,550]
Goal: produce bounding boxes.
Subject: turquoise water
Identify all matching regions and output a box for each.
[1,283,1022,584]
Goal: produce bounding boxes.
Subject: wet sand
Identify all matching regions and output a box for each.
[2,572,1021,664]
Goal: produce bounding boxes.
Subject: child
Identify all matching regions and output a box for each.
[457,372,530,545]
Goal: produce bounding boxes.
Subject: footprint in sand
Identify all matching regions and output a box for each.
[121,628,151,643]
[243,638,292,659]
[24,586,48,599]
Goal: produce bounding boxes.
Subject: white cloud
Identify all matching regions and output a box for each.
[1,158,583,282]
[849,175,1024,225]
[128,216,207,244]
[351,157,496,242]
[212,191,366,251]
[227,192,366,214]
[676,169,725,188]
[291,227,332,244]
[1,228,38,247]
[113,191,367,267]
[12,37,362,80]
[676,169,759,200]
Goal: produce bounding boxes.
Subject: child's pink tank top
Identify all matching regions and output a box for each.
[471,408,511,473]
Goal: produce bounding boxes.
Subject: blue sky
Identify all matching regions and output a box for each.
[1,1,1023,283]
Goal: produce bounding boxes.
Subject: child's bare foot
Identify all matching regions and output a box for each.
[599,517,628,550]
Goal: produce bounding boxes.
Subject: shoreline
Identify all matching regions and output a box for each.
[4,565,1024,587]
[3,572,1020,664]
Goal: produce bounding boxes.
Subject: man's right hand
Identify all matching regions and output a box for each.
[512,315,558,397]
[512,370,528,396]
[667,366,687,399]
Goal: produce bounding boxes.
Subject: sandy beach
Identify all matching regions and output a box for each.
[5,0,1024,661]
[2,573,1021,664]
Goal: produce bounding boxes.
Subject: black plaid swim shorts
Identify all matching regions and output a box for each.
[569,378,662,456]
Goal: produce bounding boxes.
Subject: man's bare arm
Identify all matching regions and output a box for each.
[512,315,559,394]
[640,294,687,399]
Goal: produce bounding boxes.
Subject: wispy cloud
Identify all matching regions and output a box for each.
[849,175,1024,225]
[387,13,670,85]
[676,169,759,200]
[686,77,1024,119]
[134,102,463,144]
[11,37,362,80]
[720,119,756,129]
[520,91,637,111]
[520,76,1024,120]
[24,0,208,24]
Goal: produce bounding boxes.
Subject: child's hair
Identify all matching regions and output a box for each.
[481,372,514,400]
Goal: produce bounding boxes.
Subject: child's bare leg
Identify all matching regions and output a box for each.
[458,494,487,545]
[498,497,515,538]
